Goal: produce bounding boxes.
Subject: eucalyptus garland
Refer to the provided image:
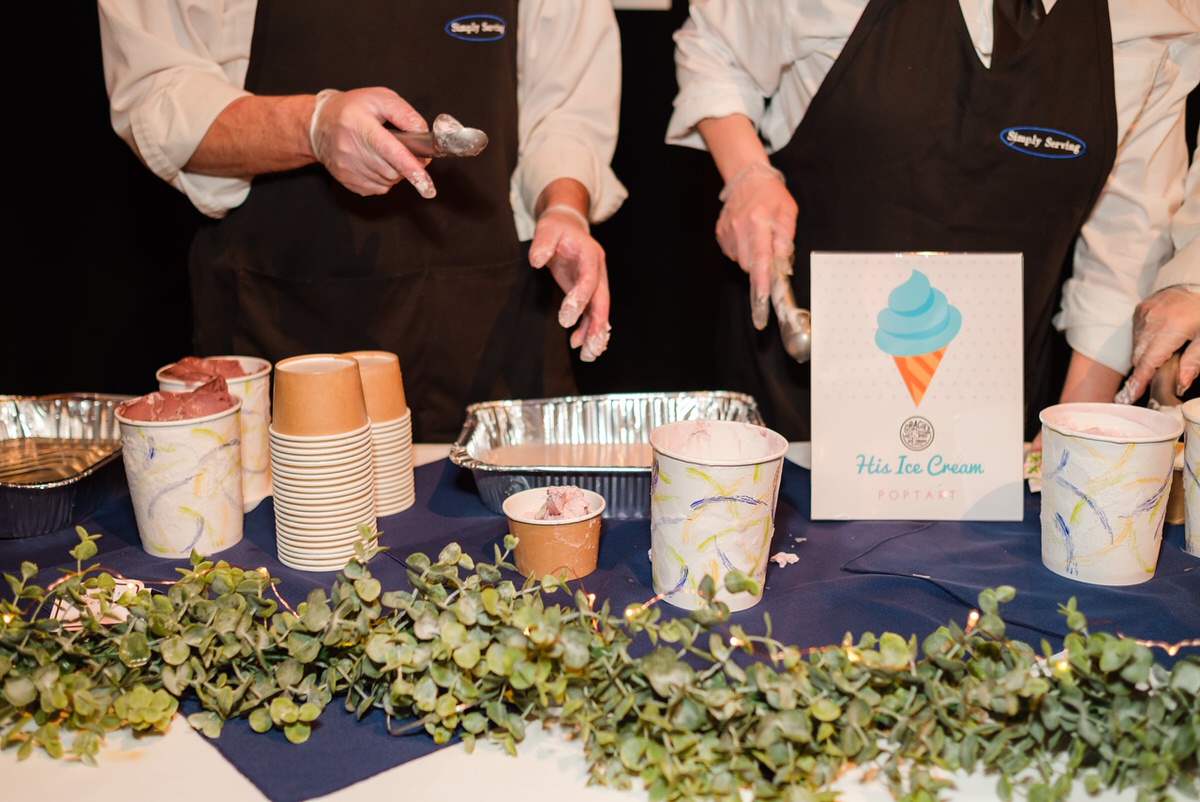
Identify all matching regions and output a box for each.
[2,527,1199,802]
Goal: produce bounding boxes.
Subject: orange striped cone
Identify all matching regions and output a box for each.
[892,346,948,406]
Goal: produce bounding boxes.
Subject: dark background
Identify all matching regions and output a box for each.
[4,4,1197,403]
[3,3,723,400]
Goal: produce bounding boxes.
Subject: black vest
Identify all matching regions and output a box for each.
[190,0,576,441]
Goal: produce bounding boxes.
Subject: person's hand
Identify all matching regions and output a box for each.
[1115,285,1200,404]
[715,161,798,329]
[309,87,436,198]
[529,205,611,362]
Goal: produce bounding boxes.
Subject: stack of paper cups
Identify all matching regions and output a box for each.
[345,350,416,516]
[269,354,378,571]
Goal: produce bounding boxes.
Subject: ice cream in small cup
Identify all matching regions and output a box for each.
[502,486,605,580]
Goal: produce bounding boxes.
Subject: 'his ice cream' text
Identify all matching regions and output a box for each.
[855,453,984,475]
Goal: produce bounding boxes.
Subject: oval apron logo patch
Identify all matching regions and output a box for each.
[999,127,1087,159]
[445,14,507,42]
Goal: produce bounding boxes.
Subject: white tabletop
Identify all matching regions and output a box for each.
[2,444,1132,801]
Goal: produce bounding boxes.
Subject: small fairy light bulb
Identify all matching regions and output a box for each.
[586,593,596,609]
[1,612,13,625]
[729,635,743,648]
[966,609,980,632]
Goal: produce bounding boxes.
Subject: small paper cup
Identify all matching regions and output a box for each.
[1182,399,1200,556]
[503,487,605,580]
[343,350,408,423]
[1039,402,1183,585]
[272,354,369,437]
[116,399,244,558]
[648,419,788,611]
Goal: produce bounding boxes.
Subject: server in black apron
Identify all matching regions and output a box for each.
[99,1,625,443]
[666,0,1198,441]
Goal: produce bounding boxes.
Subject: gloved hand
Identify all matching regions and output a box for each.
[309,87,436,198]
[529,205,611,362]
[715,161,798,329]
[1115,285,1200,404]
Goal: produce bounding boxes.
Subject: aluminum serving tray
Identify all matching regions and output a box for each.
[1,393,132,538]
[449,391,763,519]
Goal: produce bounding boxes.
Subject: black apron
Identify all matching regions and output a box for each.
[189,0,577,442]
[720,0,1116,440]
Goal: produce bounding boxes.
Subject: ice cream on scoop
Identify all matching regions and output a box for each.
[117,377,238,421]
[875,270,962,405]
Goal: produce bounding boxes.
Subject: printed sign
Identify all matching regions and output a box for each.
[810,252,1025,521]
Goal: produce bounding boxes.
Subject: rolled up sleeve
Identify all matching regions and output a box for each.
[99,0,255,217]
[511,0,628,240]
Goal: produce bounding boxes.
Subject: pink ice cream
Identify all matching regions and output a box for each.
[158,356,248,384]
[117,377,238,421]
[535,485,591,520]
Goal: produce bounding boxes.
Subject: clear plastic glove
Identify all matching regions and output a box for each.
[309,88,436,198]
[1115,285,1200,404]
[529,205,611,362]
[715,161,798,329]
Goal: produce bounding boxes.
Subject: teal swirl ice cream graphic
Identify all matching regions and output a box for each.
[875,270,962,405]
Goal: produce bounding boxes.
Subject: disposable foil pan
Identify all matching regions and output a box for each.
[0,394,132,539]
[449,391,763,519]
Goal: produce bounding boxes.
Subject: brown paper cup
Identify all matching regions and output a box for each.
[272,354,369,437]
[503,487,605,580]
[343,350,408,423]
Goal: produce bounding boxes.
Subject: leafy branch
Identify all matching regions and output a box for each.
[2,528,1197,801]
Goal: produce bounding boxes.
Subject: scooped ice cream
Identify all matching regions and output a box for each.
[535,485,591,520]
[158,356,248,384]
[117,377,238,421]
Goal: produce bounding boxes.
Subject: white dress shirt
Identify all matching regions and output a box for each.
[97,0,628,240]
[1155,127,1200,291]
[667,0,1200,375]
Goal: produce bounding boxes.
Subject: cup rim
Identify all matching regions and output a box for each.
[1039,402,1184,444]
[502,487,606,525]
[269,422,372,443]
[157,355,272,387]
[1182,398,1200,425]
[116,396,242,427]
[649,419,789,466]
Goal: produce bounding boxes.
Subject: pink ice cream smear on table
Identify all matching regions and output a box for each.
[536,485,591,520]
[117,377,238,421]
[159,356,248,383]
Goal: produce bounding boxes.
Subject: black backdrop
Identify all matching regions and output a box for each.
[3,3,723,400]
[4,5,1196,403]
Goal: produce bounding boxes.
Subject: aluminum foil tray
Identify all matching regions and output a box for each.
[1,394,132,539]
[449,391,763,519]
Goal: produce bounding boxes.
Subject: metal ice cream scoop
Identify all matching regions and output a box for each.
[389,113,489,158]
[770,255,812,363]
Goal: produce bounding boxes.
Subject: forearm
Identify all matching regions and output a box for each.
[696,114,772,182]
[534,178,591,222]
[185,94,318,177]
[1058,350,1124,404]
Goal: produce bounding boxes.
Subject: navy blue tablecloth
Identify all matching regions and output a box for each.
[2,459,1197,801]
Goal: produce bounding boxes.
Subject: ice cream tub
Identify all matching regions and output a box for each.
[1039,402,1183,585]
[116,386,244,559]
[648,419,788,611]
[158,355,272,512]
[449,391,764,519]
[1,394,132,538]
[1182,398,1200,556]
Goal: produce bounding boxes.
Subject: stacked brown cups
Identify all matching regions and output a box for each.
[269,354,378,571]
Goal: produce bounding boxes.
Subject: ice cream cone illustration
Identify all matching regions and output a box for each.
[875,271,962,406]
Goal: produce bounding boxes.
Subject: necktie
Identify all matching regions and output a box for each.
[993,0,1044,61]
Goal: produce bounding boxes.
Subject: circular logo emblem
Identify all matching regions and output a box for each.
[899,416,934,451]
